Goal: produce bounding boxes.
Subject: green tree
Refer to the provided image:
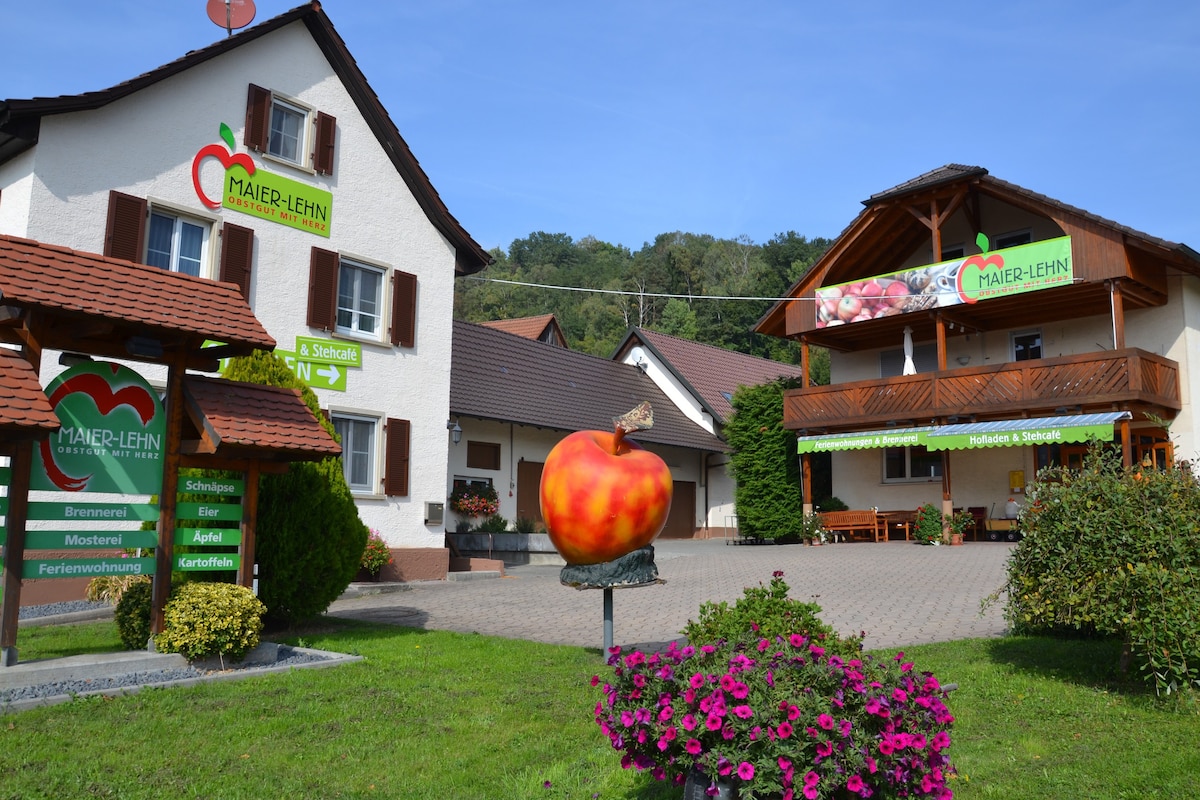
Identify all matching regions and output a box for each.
[656,298,698,340]
[222,351,369,626]
[725,378,805,540]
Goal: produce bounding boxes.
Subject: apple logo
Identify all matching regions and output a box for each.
[191,122,257,210]
[955,232,1004,304]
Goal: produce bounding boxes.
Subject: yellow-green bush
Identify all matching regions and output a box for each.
[155,582,266,661]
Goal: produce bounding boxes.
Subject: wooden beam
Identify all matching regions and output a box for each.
[1109,279,1127,350]
[238,464,260,589]
[935,313,948,371]
[151,356,187,635]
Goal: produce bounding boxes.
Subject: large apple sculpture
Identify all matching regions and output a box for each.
[540,402,673,565]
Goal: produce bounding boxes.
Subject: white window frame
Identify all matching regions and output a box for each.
[144,201,216,278]
[882,445,943,483]
[330,410,381,495]
[266,94,313,170]
[336,256,387,341]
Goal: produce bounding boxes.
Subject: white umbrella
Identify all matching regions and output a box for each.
[902,326,916,375]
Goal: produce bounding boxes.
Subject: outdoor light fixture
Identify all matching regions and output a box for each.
[447,418,462,445]
[956,355,971,366]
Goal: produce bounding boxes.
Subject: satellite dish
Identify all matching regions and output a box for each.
[207,0,256,36]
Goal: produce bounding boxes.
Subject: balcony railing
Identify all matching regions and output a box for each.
[783,348,1180,431]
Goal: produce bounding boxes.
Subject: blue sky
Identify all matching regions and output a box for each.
[4,1,1198,254]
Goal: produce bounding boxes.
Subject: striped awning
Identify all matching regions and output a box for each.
[797,412,1131,454]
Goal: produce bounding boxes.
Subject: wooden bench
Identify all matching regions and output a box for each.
[819,510,885,543]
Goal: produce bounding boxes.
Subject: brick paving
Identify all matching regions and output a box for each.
[327,539,1014,652]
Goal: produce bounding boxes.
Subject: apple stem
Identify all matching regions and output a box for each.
[612,402,654,454]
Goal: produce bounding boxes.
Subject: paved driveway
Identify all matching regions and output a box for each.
[327,539,1014,653]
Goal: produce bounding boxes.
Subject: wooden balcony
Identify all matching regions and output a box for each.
[783,348,1180,431]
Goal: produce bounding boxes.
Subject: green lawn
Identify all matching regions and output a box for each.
[3,620,1197,799]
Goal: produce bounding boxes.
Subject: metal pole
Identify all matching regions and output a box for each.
[603,587,614,653]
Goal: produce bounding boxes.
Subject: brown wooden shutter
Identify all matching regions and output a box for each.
[313,111,336,175]
[307,247,339,330]
[104,191,147,263]
[390,270,417,347]
[218,222,254,298]
[245,84,271,152]
[384,418,411,496]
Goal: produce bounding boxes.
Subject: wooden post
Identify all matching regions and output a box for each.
[801,452,813,515]
[238,464,260,589]
[151,358,186,637]
[1109,279,1126,350]
[941,450,953,544]
[0,441,35,666]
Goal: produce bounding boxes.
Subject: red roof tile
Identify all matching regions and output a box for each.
[0,347,59,437]
[0,235,274,354]
[479,314,567,346]
[183,376,341,462]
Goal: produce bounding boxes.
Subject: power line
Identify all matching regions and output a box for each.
[463,275,803,302]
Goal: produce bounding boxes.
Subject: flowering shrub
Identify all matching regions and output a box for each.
[361,529,393,576]
[594,636,956,799]
[911,504,943,546]
[448,482,499,518]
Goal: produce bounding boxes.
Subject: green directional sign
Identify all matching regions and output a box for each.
[176,502,242,523]
[277,349,348,392]
[294,337,362,367]
[179,475,244,496]
[0,466,10,485]
[175,528,243,546]
[25,530,159,550]
[26,501,159,522]
[23,557,155,580]
[175,553,240,571]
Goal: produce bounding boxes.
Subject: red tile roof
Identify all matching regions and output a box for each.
[479,314,567,346]
[0,347,59,438]
[613,328,806,424]
[0,235,274,356]
[183,376,341,462]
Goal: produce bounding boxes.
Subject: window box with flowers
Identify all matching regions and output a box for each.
[448,481,499,530]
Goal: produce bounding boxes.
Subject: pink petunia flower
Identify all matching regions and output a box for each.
[737,762,755,781]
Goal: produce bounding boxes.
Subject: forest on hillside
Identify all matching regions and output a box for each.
[453,230,832,374]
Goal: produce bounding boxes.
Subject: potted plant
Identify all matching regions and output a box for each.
[946,510,974,546]
[912,503,944,545]
[360,529,393,579]
[594,576,957,799]
[798,512,827,546]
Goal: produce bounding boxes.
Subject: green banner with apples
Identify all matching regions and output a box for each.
[815,235,1073,328]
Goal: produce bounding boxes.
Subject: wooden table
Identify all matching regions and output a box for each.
[877,510,916,541]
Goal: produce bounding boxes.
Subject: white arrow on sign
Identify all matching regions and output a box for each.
[315,363,341,386]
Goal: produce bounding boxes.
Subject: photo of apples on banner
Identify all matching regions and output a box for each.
[539,402,673,566]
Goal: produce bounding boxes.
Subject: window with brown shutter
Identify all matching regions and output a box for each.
[313,111,336,176]
[466,441,501,471]
[218,223,254,298]
[391,270,417,347]
[104,191,147,263]
[245,84,271,152]
[307,247,339,330]
[384,417,411,496]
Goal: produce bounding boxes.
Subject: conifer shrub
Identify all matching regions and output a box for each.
[114,578,154,650]
[222,350,369,625]
[725,378,805,541]
[155,582,266,662]
[1000,444,1200,696]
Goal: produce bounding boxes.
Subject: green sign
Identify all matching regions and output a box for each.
[26,501,160,521]
[31,361,166,494]
[176,502,242,523]
[175,528,242,546]
[278,348,348,391]
[815,235,1073,328]
[179,476,245,496]
[223,164,332,237]
[23,557,155,580]
[174,553,240,571]
[294,337,362,367]
[797,414,1125,454]
[0,466,10,485]
[25,530,159,550]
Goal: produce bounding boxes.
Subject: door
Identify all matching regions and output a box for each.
[516,459,544,526]
[659,480,697,539]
